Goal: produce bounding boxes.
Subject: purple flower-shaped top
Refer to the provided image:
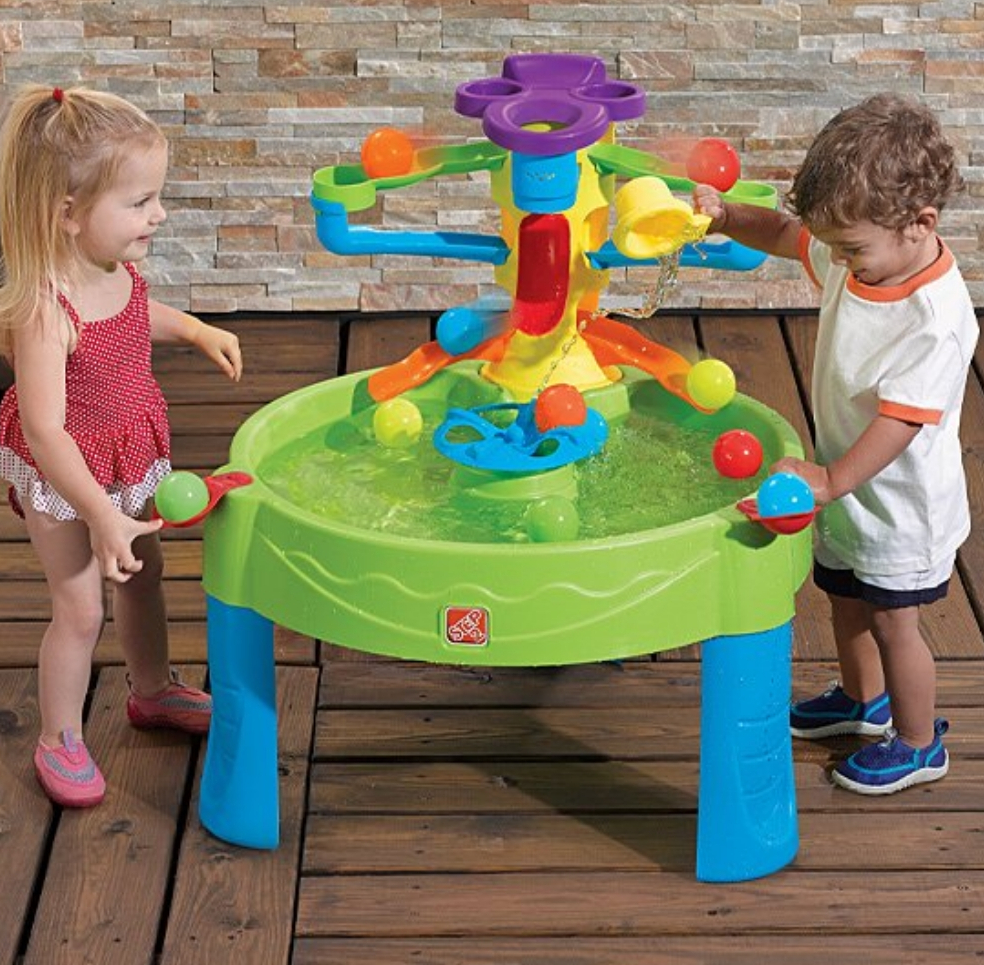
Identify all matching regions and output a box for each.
[454,53,647,157]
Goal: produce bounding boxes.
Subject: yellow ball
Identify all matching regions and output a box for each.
[686,359,736,411]
[373,397,423,448]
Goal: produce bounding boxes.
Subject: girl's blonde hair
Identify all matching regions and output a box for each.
[0,85,165,358]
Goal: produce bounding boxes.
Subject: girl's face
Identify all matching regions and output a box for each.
[67,140,168,269]
[811,213,939,288]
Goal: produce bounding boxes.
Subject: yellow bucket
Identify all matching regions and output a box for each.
[611,176,711,260]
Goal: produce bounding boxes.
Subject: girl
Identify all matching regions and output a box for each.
[0,85,243,807]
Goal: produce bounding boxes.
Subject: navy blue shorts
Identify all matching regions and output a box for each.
[813,559,950,609]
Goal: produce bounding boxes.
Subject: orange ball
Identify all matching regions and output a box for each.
[360,127,414,179]
[535,384,588,433]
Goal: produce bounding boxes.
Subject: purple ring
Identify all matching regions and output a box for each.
[483,96,611,157]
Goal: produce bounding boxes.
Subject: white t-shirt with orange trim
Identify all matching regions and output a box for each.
[801,231,978,576]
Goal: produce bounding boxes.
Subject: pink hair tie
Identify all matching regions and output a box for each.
[52,87,64,103]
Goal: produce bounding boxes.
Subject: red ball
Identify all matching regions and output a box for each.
[712,429,764,479]
[535,384,588,433]
[361,127,415,179]
[686,138,741,192]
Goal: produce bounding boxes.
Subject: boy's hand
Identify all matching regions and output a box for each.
[191,322,243,382]
[692,184,728,232]
[771,456,832,507]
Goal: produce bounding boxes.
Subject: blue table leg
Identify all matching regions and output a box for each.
[696,622,798,882]
[199,595,280,848]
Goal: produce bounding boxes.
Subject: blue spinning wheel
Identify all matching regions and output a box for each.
[433,399,608,473]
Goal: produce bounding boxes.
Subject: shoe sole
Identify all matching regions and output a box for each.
[831,755,949,796]
[790,718,893,740]
[127,707,210,735]
[35,771,105,808]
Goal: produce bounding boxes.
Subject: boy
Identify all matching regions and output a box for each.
[694,93,978,794]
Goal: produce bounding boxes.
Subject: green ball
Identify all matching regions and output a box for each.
[525,496,580,543]
[155,471,210,523]
[373,397,423,449]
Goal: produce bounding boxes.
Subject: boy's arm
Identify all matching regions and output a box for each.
[693,185,803,261]
[773,415,921,506]
[148,299,242,382]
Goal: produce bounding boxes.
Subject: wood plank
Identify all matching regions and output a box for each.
[958,341,984,617]
[303,810,984,874]
[630,313,699,359]
[0,579,206,622]
[295,869,984,937]
[160,666,319,965]
[0,539,203,579]
[23,665,205,965]
[344,314,432,374]
[308,757,984,815]
[159,370,328,405]
[154,315,340,378]
[320,659,984,708]
[1,623,315,669]
[0,669,52,965]
[294,935,984,965]
[315,705,984,760]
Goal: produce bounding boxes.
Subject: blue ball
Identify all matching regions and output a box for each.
[436,306,486,356]
[756,472,815,519]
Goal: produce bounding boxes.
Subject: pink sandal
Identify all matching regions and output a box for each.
[127,669,211,735]
[34,729,106,808]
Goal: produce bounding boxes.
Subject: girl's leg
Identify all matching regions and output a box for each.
[115,517,211,735]
[870,604,936,747]
[112,518,171,697]
[829,593,886,702]
[22,503,105,745]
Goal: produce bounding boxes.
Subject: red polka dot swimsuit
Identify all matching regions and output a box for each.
[0,263,171,520]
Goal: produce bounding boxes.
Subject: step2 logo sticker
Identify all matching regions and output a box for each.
[444,606,490,646]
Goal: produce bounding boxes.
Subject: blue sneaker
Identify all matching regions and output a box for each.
[832,718,949,796]
[790,682,892,739]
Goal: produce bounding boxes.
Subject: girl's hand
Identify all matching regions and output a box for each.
[191,322,243,382]
[770,456,832,507]
[692,184,728,232]
[88,509,163,584]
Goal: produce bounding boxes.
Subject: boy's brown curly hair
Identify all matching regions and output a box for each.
[786,93,964,232]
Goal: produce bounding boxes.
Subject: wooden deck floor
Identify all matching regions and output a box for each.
[2,310,984,964]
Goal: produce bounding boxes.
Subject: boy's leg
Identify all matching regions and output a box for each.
[830,594,886,702]
[22,502,105,743]
[869,603,936,748]
[832,602,945,795]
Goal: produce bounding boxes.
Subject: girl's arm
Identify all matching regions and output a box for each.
[148,299,242,382]
[14,310,162,581]
[772,415,921,506]
[693,184,803,261]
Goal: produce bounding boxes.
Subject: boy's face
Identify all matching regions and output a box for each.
[811,214,939,288]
